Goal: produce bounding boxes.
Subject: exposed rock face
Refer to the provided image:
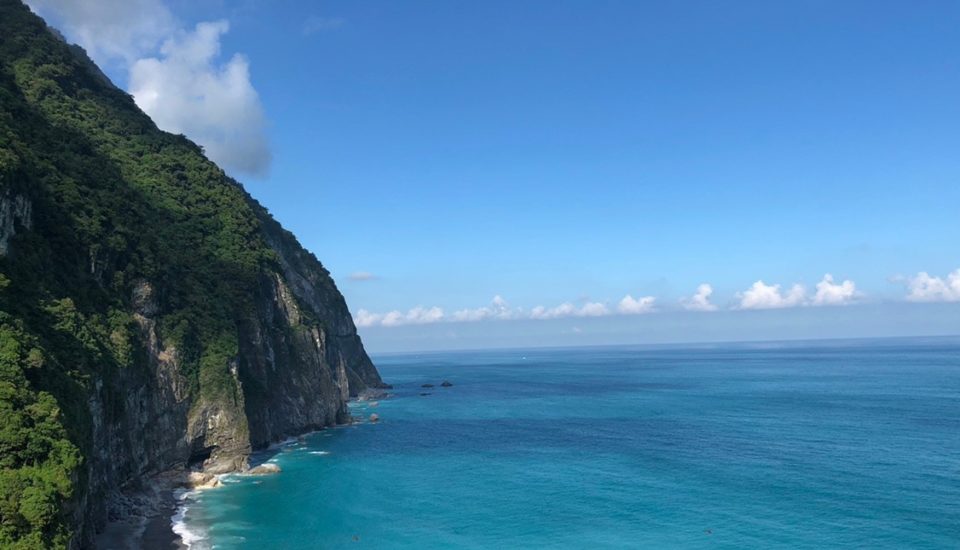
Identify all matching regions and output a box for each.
[83,280,194,531]
[257,213,385,397]
[0,192,31,256]
[80,233,386,543]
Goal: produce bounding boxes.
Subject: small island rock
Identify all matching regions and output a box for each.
[441,381,453,387]
[369,413,380,423]
[187,472,222,489]
[248,463,281,475]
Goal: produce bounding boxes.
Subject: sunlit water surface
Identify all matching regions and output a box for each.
[176,339,960,548]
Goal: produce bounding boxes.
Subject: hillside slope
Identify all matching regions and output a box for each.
[0,1,384,547]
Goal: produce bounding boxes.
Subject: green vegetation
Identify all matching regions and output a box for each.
[0,1,316,546]
[0,315,79,549]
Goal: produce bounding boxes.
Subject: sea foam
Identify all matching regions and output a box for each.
[171,492,209,549]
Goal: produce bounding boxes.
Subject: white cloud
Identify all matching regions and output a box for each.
[452,295,520,322]
[303,16,345,35]
[617,294,656,314]
[530,301,609,319]
[355,306,445,328]
[737,275,862,310]
[353,309,381,328]
[904,269,960,302]
[579,301,611,316]
[530,303,570,319]
[737,281,806,310]
[130,21,271,176]
[812,274,859,306]
[357,294,647,327]
[680,283,717,312]
[391,306,444,326]
[348,271,378,282]
[27,0,175,62]
[358,296,520,327]
[355,273,869,328]
[28,0,271,177]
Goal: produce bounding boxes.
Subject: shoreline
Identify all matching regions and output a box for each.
[95,485,186,550]
[98,396,388,549]
[142,489,187,550]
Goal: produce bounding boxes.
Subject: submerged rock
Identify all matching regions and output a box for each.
[419,392,431,396]
[248,463,281,475]
[358,387,390,401]
[199,477,222,489]
[421,383,434,388]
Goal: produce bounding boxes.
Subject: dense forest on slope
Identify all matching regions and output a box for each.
[0,1,382,547]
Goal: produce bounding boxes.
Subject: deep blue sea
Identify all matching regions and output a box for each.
[175,339,960,548]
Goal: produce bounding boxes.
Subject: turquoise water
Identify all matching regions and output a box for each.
[176,339,960,548]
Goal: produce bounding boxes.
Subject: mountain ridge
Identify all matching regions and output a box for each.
[0,1,385,547]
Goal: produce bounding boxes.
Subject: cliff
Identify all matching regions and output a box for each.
[0,1,385,547]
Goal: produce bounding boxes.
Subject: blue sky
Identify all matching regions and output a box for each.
[30,0,960,350]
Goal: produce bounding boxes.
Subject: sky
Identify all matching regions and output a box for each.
[27,0,960,351]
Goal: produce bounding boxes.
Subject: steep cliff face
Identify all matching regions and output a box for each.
[0,1,384,547]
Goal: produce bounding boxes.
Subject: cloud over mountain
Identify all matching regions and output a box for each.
[27,0,271,177]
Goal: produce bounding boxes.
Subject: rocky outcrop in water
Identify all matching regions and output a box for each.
[247,463,282,475]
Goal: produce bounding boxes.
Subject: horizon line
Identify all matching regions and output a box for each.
[368,332,960,357]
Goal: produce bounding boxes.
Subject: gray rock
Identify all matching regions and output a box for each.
[248,463,281,475]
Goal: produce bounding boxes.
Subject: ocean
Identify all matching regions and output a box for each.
[174,338,960,548]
